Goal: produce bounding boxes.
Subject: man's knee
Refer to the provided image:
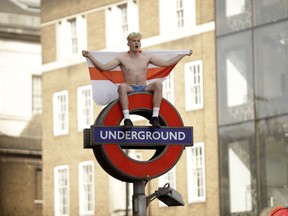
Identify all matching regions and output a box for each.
[118,84,129,95]
[154,82,162,92]
[147,81,162,93]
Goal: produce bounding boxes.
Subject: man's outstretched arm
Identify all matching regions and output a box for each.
[149,50,193,67]
[82,50,120,71]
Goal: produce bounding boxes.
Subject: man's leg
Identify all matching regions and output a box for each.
[146,81,162,128]
[118,84,134,128]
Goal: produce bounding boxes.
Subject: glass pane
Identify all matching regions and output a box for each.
[216,0,252,36]
[217,31,254,125]
[254,0,288,26]
[228,140,252,213]
[254,21,288,118]
[258,116,288,211]
[219,122,257,215]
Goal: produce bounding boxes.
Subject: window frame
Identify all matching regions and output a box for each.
[32,75,42,114]
[34,168,43,204]
[118,3,128,39]
[162,71,175,104]
[159,0,196,34]
[185,60,204,111]
[57,15,87,60]
[176,0,184,28]
[186,142,206,203]
[53,90,69,136]
[105,0,139,48]
[54,165,70,216]
[77,85,93,131]
[79,161,95,215]
[67,18,78,54]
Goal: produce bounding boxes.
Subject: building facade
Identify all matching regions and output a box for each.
[0,0,42,136]
[216,0,288,215]
[0,0,42,215]
[0,135,42,216]
[41,0,217,216]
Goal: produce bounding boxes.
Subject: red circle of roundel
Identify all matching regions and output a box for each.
[95,93,184,181]
[270,206,288,216]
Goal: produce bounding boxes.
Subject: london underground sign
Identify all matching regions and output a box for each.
[89,126,193,146]
[84,92,193,182]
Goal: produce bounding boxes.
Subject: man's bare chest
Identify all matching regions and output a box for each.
[121,57,149,72]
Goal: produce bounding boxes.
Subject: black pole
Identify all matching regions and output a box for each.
[126,182,129,216]
[132,181,147,216]
[125,150,130,216]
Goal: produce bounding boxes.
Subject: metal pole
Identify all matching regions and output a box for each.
[125,150,130,216]
[126,182,129,216]
[132,181,147,216]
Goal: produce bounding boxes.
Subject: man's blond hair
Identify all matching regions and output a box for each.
[127,32,142,41]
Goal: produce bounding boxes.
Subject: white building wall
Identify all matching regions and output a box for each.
[0,39,41,136]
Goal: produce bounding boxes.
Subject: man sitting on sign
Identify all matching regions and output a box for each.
[82,32,192,129]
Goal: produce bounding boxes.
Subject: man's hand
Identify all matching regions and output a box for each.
[82,50,89,57]
[188,50,193,56]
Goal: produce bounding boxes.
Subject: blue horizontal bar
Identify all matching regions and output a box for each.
[91,126,193,146]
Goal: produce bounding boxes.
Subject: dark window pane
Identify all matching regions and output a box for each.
[258,116,288,209]
[216,0,252,36]
[254,0,288,26]
[217,31,254,125]
[255,21,288,118]
[219,122,257,215]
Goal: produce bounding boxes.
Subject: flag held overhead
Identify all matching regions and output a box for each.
[84,50,191,105]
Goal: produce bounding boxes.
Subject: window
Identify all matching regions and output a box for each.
[218,123,257,214]
[185,60,204,111]
[158,167,176,207]
[254,0,288,26]
[57,15,87,60]
[255,21,288,118]
[106,0,139,48]
[216,0,252,36]
[259,116,288,210]
[187,142,206,203]
[217,31,254,125]
[53,90,69,136]
[176,0,184,27]
[159,0,196,34]
[34,168,42,204]
[68,18,77,54]
[79,161,95,215]
[226,56,248,107]
[162,72,174,104]
[119,4,128,39]
[54,165,69,216]
[77,85,93,131]
[226,0,246,17]
[228,140,253,212]
[32,75,42,114]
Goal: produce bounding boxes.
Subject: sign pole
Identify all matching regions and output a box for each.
[132,181,147,216]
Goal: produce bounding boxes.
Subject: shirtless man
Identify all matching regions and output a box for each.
[82,32,192,128]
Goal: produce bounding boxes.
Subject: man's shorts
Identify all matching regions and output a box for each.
[130,85,147,92]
